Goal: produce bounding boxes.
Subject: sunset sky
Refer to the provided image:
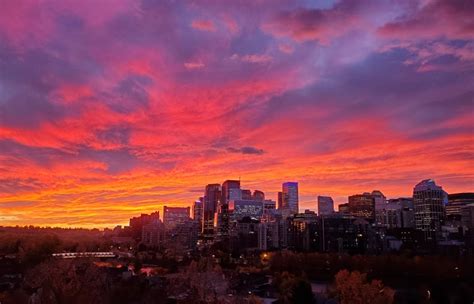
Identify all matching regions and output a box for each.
[0,0,473,228]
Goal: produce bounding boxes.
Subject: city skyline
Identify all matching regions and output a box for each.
[1,176,471,229]
[1,0,473,228]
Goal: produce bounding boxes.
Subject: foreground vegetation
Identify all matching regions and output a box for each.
[0,227,472,303]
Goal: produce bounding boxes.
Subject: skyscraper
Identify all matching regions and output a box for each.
[203,183,221,239]
[379,198,415,228]
[277,191,283,210]
[446,193,474,224]
[193,198,203,233]
[348,193,375,221]
[129,211,160,240]
[253,190,265,201]
[219,180,241,237]
[317,196,334,216]
[163,206,190,229]
[282,182,299,216]
[413,179,447,241]
[241,189,252,200]
[222,180,241,203]
[372,190,387,210]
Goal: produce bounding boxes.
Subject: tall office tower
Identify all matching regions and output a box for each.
[253,190,265,201]
[282,182,299,216]
[278,192,283,209]
[413,179,447,241]
[258,221,280,250]
[348,193,375,221]
[372,190,387,210]
[383,198,415,228]
[241,189,252,200]
[219,180,241,237]
[375,200,402,228]
[163,206,190,230]
[222,180,241,203]
[193,198,203,233]
[203,184,221,239]
[317,196,334,216]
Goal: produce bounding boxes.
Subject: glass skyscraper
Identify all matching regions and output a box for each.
[413,179,447,241]
[282,182,299,216]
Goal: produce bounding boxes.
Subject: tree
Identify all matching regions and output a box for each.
[24,259,109,304]
[274,272,314,304]
[332,270,394,304]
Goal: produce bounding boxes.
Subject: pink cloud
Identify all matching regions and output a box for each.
[278,43,294,54]
[184,62,205,69]
[262,3,366,45]
[378,0,474,40]
[191,19,216,32]
[231,53,273,64]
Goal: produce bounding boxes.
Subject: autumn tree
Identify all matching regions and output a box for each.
[332,269,394,304]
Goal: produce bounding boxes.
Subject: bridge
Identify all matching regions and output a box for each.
[52,252,116,259]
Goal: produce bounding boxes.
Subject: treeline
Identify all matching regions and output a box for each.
[0,226,110,268]
[269,251,474,283]
[269,251,474,303]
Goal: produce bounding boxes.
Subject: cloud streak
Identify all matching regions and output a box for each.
[227,146,265,155]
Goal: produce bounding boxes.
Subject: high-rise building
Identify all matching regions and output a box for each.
[461,204,474,248]
[129,212,160,240]
[287,210,319,251]
[317,196,334,216]
[219,180,241,238]
[413,179,447,241]
[193,198,203,232]
[263,199,276,212]
[380,198,415,228]
[375,200,401,228]
[142,218,165,248]
[241,189,252,200]
[282,182,299,216]
[461,205,474,230]
[277,192,283,209]
[222,180,241,203]
[338,203,350,214]
[231,217,260,251]
[446,193,474,224]
[229,200,264,220]
[372,190,387,210]
[167,220,200,250]
[258,221,280,250]
[315,213,372,254]
[163,206,190,229]
[348,193,375,221]
[253,190,265,201]
[203,183,221,239]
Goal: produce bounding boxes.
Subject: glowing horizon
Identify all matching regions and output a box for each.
[1,0,473,228]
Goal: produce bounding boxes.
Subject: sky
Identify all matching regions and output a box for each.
[0,0,473,228]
